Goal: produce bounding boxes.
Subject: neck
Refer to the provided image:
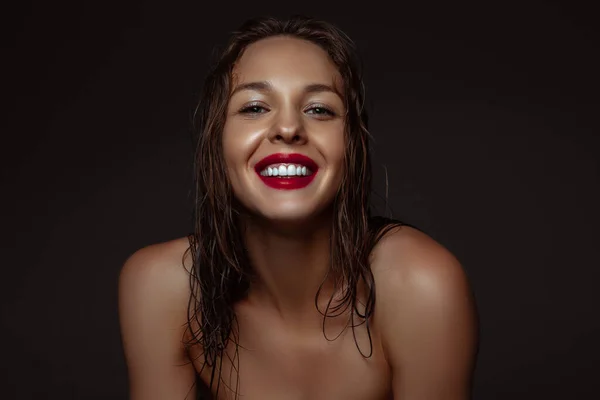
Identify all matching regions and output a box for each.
[241,214,340,322]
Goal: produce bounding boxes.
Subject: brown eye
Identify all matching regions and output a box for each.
[306,106,335,116]
[240,104,269,114]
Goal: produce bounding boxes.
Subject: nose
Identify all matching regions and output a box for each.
[267,108,307,145]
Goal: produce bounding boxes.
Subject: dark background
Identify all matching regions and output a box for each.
[2,1,598,399]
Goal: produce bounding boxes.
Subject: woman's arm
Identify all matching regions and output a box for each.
[374,227,478,400]
[118,240,198,400]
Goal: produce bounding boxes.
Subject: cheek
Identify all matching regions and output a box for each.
[331,130,348,188]
[317,124,346,168]
[221,120,265,196]
[221,130,237,171]
[221,128,245,195]
[311,125,346,195]
[222,119,265,164]
[222,121,248,170]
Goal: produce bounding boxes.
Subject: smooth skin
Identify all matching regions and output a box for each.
[119,36,477,400]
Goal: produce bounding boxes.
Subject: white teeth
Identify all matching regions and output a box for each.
[260,163,312,177]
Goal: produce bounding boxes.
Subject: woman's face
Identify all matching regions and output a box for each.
[223,36,346,224]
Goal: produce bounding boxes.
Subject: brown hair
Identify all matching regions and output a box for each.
[184,15,402,398]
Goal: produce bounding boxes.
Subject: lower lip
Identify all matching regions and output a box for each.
[257,173,317,190]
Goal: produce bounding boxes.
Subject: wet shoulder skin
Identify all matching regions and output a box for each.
[371,224,478,400]
[119,227,477,399]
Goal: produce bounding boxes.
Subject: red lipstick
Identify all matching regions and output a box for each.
[254,153,319,190]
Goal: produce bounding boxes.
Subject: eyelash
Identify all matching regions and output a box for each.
[239,103,335,117]
[239,104,268,114]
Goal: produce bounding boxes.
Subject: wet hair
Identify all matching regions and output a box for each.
[184,15,404,398]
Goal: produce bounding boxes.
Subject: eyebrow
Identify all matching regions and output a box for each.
[230,81,342,98]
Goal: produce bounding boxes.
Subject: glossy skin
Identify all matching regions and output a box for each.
[119,36,478,400]
[223,36,346,226]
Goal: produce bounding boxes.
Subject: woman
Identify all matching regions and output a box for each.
[119,15,478,400]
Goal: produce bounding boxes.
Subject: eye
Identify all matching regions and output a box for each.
[305,105,335,117]
[239,103,269,114]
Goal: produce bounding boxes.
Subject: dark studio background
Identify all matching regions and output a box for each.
[1,1,598,399]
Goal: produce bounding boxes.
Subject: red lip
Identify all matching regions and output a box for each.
[254,153,319,190]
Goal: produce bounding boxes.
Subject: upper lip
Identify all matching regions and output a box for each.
[254,153,319,173]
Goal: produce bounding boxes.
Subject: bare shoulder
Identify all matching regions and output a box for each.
[370,225,478,378]
[118,236,198,399]
[118,236,194,334]
[370,224,468,290]
[119,236,193,293]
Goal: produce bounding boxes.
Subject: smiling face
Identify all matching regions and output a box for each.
[222,36,346,224]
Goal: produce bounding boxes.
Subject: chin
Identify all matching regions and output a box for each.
[232,176,340,228]
[239,196,335,229]
[259,201,328,222]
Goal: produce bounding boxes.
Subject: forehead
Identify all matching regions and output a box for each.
[232,36,342,89]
